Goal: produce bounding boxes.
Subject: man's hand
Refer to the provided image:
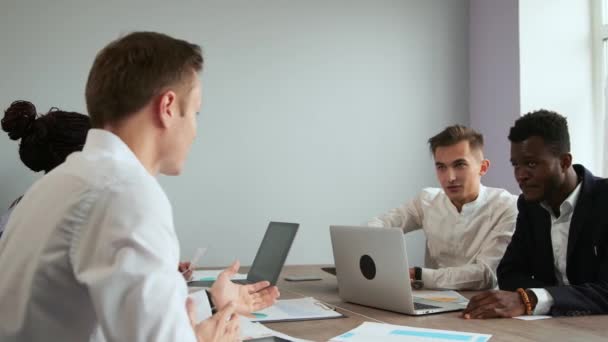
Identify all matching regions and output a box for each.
[210,260,280,315]
[187,298,240,342]
[462,290,526,319]
[179,262,193,281]
[409,268,415,283]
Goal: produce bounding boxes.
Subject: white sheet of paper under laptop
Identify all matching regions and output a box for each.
[412,290,469,305]
[330,322,492,342]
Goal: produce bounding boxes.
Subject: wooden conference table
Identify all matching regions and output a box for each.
[256,265,608,341]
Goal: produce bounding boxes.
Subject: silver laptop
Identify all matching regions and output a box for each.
[329,225,464,315]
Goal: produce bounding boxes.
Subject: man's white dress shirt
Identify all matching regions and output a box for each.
[0,129,207,341]
[530,182,582,315]
[368,186,518,290]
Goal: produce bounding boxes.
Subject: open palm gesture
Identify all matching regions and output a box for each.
[210,260,280,315]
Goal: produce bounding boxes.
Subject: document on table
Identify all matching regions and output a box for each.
[413,290,469,305]
[513,315,552,320]
[241,318,311,341]
[189,270,248,282]
[188,291,310,341]
[330,322,492,342]
[249,297,344,323]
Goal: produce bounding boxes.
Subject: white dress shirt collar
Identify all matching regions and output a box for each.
[83,128,151,176]
[457,184,487,214]
[540,181,582,220]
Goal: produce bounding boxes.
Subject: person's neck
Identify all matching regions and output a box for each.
[547,167,579,216]
[104,114,161,176]
[451,188,480,213]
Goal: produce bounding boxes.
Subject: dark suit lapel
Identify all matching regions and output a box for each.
[534,205,555,280]
[566,166,594,270]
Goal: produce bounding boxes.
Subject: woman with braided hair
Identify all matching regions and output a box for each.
[0,100,91,237]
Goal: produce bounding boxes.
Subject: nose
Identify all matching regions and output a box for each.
[447,168,456,183]
[514,167,529,184]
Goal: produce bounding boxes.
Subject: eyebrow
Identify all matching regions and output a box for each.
[435,159,468,166]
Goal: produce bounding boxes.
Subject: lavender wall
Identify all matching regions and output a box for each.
[469,0,521,194]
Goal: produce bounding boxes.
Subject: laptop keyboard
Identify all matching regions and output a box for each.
[414,302,441,310]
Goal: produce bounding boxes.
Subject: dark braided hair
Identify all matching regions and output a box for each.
[2,100,91,173]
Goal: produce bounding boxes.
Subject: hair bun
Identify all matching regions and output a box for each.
[2,101,37,140]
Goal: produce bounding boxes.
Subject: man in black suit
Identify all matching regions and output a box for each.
[463,109,608,319]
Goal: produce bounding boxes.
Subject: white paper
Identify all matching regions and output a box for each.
[412,290,469,305]
[240,317,311,341]
[513,315,552,320]
[189,247,208,269]
[249,297,343,322]
[188,293,309,341]
[330,322,492,342]
[190,270,248,282]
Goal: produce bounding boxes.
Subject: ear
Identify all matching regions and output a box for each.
[479,159,490,176]
[560,153,573,171]
[156,90,178,129]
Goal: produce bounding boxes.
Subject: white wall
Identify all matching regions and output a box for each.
[0,0,469,266]
[470,0,597,191]
[469,0,521,194]
[519,0,596,173]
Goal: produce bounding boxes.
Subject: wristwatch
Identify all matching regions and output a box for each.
[412,267,424,290]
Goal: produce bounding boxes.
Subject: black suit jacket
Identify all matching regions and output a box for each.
[497,164,608,316]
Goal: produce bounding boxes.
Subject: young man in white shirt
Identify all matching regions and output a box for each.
[368,125,518,290]
[0,31,279,341]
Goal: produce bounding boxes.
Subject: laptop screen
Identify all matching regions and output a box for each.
[247,222,299,285]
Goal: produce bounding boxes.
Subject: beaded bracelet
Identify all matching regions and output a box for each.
[517,288,533,315]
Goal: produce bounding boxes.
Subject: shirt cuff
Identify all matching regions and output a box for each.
[420,268,437,289]
[366,219,385,228]
[529,288,554,315]
[187,289,213,323]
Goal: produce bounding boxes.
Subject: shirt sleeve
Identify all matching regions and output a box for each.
[367,190,428,234]
[69,186,200,342]
[421,194,518,290]
[529,288,554,315]
[498,197,550,290]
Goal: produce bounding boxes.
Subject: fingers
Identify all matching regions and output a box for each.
[186,298,197,327]
[214,301,236,334]
[220,260,240,279]
[217,302,236,322]
[463,302,499,319]
[463,291,525,320]
[468,294,503,311]
[178,262,191,273]
[229,260,240,273]
[250,286,280,311]
[468,291,496,305]
[247,280,271,293]
[225,312,241,341]
[463,291,498,315]
[179,262,194,281]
